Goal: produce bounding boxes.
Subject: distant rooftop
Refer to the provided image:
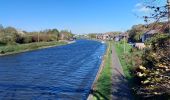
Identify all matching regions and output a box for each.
[145,30,159,35]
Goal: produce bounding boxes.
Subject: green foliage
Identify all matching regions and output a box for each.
[114,41,135,79]
[88,34,97,39]
[0,25,74,45]
[47,29,60,41]
[0,41,67,54]
[23,35,33,43]
[0,24,73,54]
[0,33,17,45]
[128,24,146,42]
[59,30,73,40]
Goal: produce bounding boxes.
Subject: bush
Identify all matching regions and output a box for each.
[23,36,33,43]
[133,34,170,99]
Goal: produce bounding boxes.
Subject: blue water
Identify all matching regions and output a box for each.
[0,40,106,100]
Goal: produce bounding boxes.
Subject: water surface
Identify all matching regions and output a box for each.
[0,40,106,100]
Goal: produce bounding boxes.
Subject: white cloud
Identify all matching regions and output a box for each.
[133,3,151,13]
[135,3,143,8]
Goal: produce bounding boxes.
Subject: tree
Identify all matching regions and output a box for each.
[132,1,170,99]
[88,33,97,39]
[47,29,60,41]
[0,27,18,45]
[142,0,169,34]
[128,24,147,42]
[59,30,73,40]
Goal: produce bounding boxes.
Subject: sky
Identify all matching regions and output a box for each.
[0,0,167,34]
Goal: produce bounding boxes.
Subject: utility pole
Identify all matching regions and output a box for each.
[124,33,126,54]
[168,0,170,35]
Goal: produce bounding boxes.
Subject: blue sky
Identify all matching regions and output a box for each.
[0,0,166,34]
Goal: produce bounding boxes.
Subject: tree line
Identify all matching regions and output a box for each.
[0,25,74,45]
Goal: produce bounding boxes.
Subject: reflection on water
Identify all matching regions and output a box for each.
[0,40,106,100]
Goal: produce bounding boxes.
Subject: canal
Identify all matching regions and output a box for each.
[0,40,106,100]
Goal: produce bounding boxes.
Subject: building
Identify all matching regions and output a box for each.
[114,33,128,41]
[96,34,110,40]
[141,30,159,42]
[96,34,102,40]
[114,35,121,41]
[103,34,110,40]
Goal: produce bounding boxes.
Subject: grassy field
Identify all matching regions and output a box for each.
[0,41,67,55]
[93,41,112,100]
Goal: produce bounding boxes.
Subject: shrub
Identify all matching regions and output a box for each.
[133,34,170,99]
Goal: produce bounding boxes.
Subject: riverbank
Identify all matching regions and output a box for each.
[0,41,68,56]
[88,41,112,100]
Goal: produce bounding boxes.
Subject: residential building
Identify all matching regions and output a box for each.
[141,30,159,42]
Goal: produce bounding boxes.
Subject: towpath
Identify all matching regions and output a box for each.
[111,46,133,100]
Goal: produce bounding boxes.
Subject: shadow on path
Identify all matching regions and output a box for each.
[89,89,109,100]
[112,68,133,100]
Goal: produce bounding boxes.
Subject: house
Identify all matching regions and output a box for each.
[141,30,159,42]
[105,32,115,40]
[96,34,111,40]
[96,34,103,40]
[114,35,120,41]
[114,33,128,41]
[103,34,110,40]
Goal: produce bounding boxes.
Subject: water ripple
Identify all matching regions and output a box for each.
[0,40,106,100]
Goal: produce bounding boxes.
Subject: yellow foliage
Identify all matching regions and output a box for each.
[142,80,150,84]
[139,65,146,70]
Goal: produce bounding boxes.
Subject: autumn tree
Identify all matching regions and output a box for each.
[128,24,147,42]
[133,0,170,99]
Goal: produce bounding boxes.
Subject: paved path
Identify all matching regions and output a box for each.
[111,46,133,100]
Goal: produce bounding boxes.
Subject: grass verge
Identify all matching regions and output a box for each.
[113,41,132,79]
[0,41,67,56]
[93,41,112,100]
[113,41,143,80]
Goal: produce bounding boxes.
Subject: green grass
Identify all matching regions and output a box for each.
[113,41,132,79]
[0,41,67,55]
[114,41,143,80]
[94,41,112,100]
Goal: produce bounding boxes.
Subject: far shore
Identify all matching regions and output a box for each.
[0,40,75,56]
